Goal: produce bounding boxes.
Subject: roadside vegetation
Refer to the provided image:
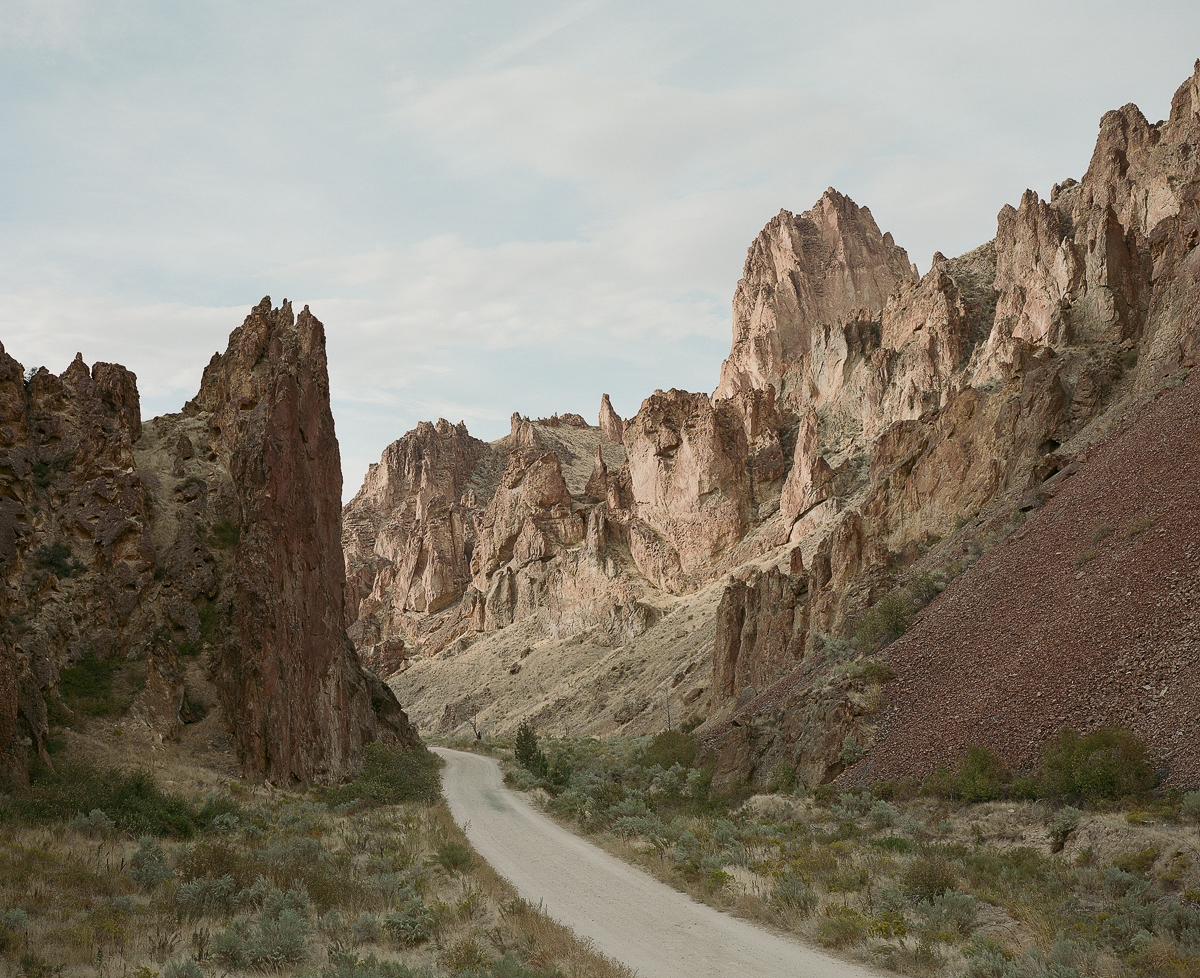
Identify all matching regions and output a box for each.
[0,743,632,978]
[478,721,1200,978]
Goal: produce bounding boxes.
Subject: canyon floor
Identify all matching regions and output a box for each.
[436,747,883,978]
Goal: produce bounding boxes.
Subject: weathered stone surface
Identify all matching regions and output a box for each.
[715,188,918,406]
[195,298,417,781]
[599,394,624,443]
[344,419,488,632]
[583,446,608,501]
[623,389,751,586]
[712,566,808,711]
[780,407,832,524]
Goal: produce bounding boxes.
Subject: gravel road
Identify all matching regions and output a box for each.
[434,747,881,978]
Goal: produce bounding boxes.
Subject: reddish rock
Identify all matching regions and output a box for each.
[196,298,417,782]
[712,566,809,710]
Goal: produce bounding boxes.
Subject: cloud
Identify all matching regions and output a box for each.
[391,66,878,202]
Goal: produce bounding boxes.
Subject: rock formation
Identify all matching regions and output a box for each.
[714,189,918,408]
[0,298,416,784]
[353,64,1200,791]
[599,394,624,443]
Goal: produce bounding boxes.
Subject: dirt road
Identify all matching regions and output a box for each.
[434,747,882,978]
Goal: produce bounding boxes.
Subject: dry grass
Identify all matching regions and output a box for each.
[0,735,633,978]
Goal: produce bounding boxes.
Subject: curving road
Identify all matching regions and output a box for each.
[434,747,882,978]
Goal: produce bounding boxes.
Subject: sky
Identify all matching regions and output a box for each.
[2,1,1198,498]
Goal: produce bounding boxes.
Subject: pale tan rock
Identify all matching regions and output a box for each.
[780,407,833,524]
[714,188,918,406]
[624,389,751,581]
[599,393,624,443]
[583,446,607,500]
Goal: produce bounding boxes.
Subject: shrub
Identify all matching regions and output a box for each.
[924,746,1010,802]
[440,936,487,974]
[325,745,441,807]
[13,758,210,835]
[351,912,382,946]
[838,734,863,767]
[818,905,868,948]
[213,884,312,968]
[69,808,115,837]
[163,959,204,978]
[1113,847,1161,875]
[641,730,697,770]
[513,720,546,776]
[384,895,432,946]
[686,767,713,803]
[768,763,797,794]
[1181,791,1200,823]
[854,593,914,651]
[129,836,172,889]
[903,854,958,902]
[869,800,899,830]
[1037,727,1155,801]
[435,839,474,873]
[1047,806,1082,853]
[176,875,237,920]
[916,890,978,943]
[772,874,818,915]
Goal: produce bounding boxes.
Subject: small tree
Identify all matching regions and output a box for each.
[514,720,546,776]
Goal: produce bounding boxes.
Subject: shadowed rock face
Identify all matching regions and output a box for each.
[0,298,417,784]
[195,298,416,781]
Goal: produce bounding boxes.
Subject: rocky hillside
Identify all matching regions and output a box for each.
[354,63,1200,786]
[0,298,416,784]
[860,367,1200,785]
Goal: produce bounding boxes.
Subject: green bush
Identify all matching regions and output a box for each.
[925,746,1011,802]
[16,761,202,836]
[641,730,697,770]
[435,839,474,873]
[903,854,959,903]
[1036,727,1155,801]
[853,593,914,651]
[513,720,546,776]
[325,744,441,807]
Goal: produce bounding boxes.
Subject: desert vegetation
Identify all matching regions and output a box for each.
[0,744,631,978]
[474,725,1200,978]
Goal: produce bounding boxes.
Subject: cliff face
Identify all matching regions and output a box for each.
[714,189,919,405]
[193,299,416,782]
[353,65,1200,788]
[0,298,415,784]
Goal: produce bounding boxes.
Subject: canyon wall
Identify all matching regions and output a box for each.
[350,63,1200,786]
[0,298,416,784]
